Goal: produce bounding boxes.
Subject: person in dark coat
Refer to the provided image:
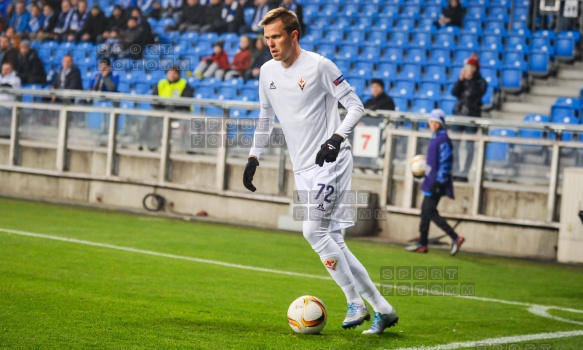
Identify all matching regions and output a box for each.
[436,0,465,27]
[171,0,204,33]
[363,79,395,111]
[51,54,83,103]
[16,40,46,85]
[129,7,155,45]
[0,36,19,70]
[279,0,304,35]
[77,4,108,43]
[89,58,119,92]
[451,53,487,178]
[102,5,125,41]
[120,16,153,59]
[406,109,465,255]
[199,0,224,33]
[244,35,270,80]
[36,4,58,42]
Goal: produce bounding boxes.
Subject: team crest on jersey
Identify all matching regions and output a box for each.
[298,77,306,91]
[316,203,326,212]
[333,75,345,86]
[323,258,338,271]
[269,81,276,89]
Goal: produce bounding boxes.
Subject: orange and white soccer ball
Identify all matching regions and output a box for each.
[287,295,327,334]
[409,154,427,177]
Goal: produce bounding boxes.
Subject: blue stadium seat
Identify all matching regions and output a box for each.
[205,106,224,117]
[407,48,428,65]
[391,96,409,112]
[360,46,381,61]
[368,30,389,45]
[501,67,523,94]
[418,82,442,101]
[410,98,435,114]
[117,82,131,93]
[552,97,581,119]
[429,49,451,65]
[317,43,336,58]
[388,31,409,48]
[241,87,259,102]
[422,65,447,84]
[483,73,500,91]
[376,62,398,80]
[390,81,415,99]
[520,114,550,139]
[534,29,556,42]
[217,86,236,101]
[380,47,404,64]
[550,115,579,141]
[461,20,483,35]
[347,77,366,95]
[440,96,457,115]
[337,44,359,60]
[486,128,518,163]
[397,64,422,83]
[556,32,577,61]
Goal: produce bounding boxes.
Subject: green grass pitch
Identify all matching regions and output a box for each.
[1,197,582,349]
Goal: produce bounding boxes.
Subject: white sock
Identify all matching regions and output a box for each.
[311,235,364,305]
[332,231,394,315]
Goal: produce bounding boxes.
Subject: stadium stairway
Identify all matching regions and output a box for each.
[491,61,583,121]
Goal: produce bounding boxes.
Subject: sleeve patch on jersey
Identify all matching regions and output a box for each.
[333,75,345,86]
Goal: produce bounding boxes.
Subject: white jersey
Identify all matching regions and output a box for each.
[249,50,356,173]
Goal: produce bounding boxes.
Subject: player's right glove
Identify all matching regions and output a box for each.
[243,157,259,192]
[315,134,344,167]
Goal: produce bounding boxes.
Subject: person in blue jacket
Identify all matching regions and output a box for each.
[406,109,465,255]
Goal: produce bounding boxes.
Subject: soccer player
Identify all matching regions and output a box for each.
[405,109,465,255]
[242,8,398,334]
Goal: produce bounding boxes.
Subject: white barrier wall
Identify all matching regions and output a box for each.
[558,168,583,263]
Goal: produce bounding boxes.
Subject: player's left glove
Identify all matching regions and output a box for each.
[315,134,344,167]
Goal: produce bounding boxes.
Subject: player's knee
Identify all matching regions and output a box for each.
[302,221,326,247]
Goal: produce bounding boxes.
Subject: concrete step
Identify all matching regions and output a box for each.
[558,69,583,81]
[500,101,550,115]
[532,78,583,90]
[530,85,581,98]
[521,94,559,106]
[489,110,528,120]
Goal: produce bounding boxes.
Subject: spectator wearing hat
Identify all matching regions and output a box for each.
[451,53,487,179]
[363,79,395,112]
[16,40,46,85]
[436,0,465,28]
[193,40,230,79]
[406,109,465,255]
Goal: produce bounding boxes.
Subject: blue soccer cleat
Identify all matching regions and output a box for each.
[362,310,399,335]
[341,303,370,329]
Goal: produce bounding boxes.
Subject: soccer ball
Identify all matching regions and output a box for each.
[409,154,427,177]
[287,295,327,334]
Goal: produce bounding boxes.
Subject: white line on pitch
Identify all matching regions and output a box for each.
[394,330,583,350]
[1,227,582,317]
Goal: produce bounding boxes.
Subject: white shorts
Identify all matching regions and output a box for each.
[293,148,356,231]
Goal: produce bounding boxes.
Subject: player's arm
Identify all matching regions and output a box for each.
[315,59,365,166]
[244,74,275,192]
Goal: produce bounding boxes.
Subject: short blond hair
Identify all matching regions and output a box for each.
[259,8,301,37]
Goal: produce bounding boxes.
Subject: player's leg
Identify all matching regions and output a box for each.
[296,156,368,329]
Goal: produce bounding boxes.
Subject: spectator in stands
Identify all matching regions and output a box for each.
[199,0,224,34]
[363,79,395,111]
[102,29,122,58]
[165,0,184,23]
[26,4,43,39]
[152,65,194,109]
[171,0,204,33]
[239,0,274,34]
[279,0,304,35]
[436,0,464,28]
[406,109,465,255]
[193,40,230,79]
[5,27,20,50]
[16,40,46,85]
[148,1,162,20]
[217,34,251,80]
[451,53,487,180]
[0,36,18,70]
[89,58,119,92]
[0,62,20,123]
[0,0,10,17]
[120,17,153,59]
[77,4,108,43]
[9,2,30,35]
[71,1,90,37]
[213,0,245,34]
[119,0,137,17]
[36,4,58,42]
[51,54,83,103]
[137,0,156,16]
[129,7,155,45]
[102,5,125,41]
[53,1,78,41]
[245,35,270,80]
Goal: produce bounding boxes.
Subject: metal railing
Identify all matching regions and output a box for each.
[1,88,583,226]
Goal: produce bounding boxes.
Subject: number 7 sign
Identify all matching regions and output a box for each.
[352,125,381,158]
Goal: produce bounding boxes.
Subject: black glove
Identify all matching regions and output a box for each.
[243,157,259,192]
[315,134,344,167]
[430,181,445,196]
